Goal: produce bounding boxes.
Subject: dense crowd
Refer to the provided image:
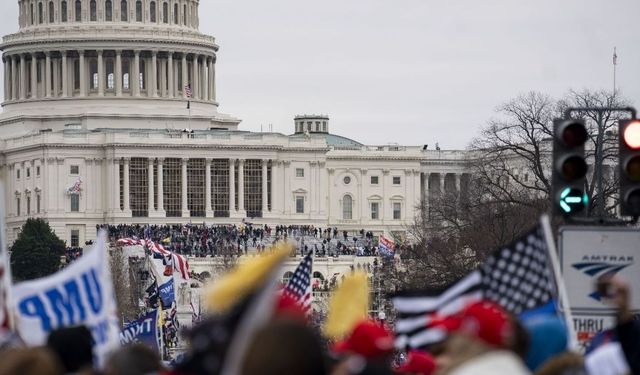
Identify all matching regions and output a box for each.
[0,276,637,375]
[103,223,383,258]
[63,247,83,265]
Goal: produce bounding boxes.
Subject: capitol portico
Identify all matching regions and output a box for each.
[0,0,471,246]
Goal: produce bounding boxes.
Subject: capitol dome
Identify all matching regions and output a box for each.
[1,0,239,134]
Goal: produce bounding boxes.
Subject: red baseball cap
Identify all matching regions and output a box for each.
[431,300,513,348]
[332,320,396,358]
[395,350,436,374]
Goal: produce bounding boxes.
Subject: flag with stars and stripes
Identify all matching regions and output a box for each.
[283,253,313,314]
[393,216,563,350]
[184,84,192,98]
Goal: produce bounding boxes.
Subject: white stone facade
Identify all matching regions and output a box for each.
[0,0,471,246]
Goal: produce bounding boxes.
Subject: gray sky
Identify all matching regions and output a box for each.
[1,0,639,148]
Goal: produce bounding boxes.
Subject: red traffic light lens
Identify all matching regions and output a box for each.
[561,122,588,147]
[623,121,640,150]
[560,155,588,181]
[625,156,640,182]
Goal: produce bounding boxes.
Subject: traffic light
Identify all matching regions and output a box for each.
[552,119,589,216]
[618,119,640,216]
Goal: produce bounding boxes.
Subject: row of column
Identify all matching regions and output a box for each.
[3,50,216,102]
[114,158,272,217]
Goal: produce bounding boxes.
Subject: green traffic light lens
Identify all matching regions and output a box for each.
[561,156,588,181]
[562,122,588,147]
[625,156,640,182]
[559,187,588,214]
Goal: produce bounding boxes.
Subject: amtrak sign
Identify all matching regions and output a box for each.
[559,227,640,312]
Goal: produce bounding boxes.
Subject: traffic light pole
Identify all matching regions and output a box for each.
[562,106,638,225]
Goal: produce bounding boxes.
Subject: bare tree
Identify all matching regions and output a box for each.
[110,247,139,321]
[471,89,631,217]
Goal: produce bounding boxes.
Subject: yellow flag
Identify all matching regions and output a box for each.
[323,271,370,340]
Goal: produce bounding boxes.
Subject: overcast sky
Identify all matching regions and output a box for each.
[1,0,638,148]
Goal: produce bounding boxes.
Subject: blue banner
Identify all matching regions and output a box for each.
[159,278,174,308]
[119,309,159,352]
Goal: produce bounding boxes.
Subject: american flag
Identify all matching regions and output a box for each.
[118,237,190,280]
[393,220,557,349]
[283,253,313,314]
[184,84,192,98]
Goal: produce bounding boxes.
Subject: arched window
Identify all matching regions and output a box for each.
[120,0,128,21]
[149,1,156,22]
[61,1,67,22]
[106,59,114,89]
[90,0,97,21]
[122,59,130,89]
[139,62,145,90]
[343,195,353,220]
[90,59,98,89]
[48,1,54,23]
[75,0,82,21]
[135,0,142,22]
[282,271,294,285]
[162,2,168,23]
[105,0,113,21]
[73,59,80,90]
[38,2,43,24]
[173,3,178,24]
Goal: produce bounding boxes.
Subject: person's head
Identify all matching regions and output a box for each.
[0,347,64,375]
[395,350,436,375]
[535,352,586,375]
[105,344,164,375]
[46,325,94,373]
[332,320,396,366]
[241,319,327,375]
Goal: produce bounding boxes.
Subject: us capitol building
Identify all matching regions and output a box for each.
[0,0,470,246]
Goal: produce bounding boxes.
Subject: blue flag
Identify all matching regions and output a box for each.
[120,309,160,352]
[159,278,175,308]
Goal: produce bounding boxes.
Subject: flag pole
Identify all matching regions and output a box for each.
[0,183,15,331]
[613,47,617,94]
[540,215,578,350]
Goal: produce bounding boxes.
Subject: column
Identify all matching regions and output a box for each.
[455,174,461,193]
[151,50,158,97]
[205,158,213,217]
[79,50,86,97]
[262,159,269,214]
[115,50,122,96]
[201,57,207,100]
[159,57,166,97]
[211,57,216,102]
[157,158,165,214]
[61,51,68,97]
[181,53,188,98]
[192,55,199,100]
[11,55,17,100]
[19,54,26,100]
[53,57,60,96]
[148,158,155,214]
[271,161,279,214]
[112,159,121,213]
[3,58,8,101]
[167,52,174,98]
[229,159,236,214]
[181,158,190,217]
[31,53,38,98]
[133,50,140,97]
[439,173,445,196]
[123,158,131,212]
[97,50,104,96]
[238,159,245,215]
[44,52,52,97]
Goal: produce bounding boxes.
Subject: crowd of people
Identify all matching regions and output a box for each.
[0,276,637,375]
[103,223,384,258]
[63,247,84,265]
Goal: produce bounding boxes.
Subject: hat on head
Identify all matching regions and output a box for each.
[332,320,395,359]
[395,350,436,375]
[431,300,513,348]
